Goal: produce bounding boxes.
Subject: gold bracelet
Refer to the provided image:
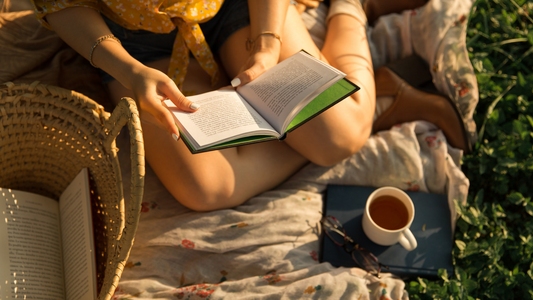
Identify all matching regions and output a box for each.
[246,31,282,51]
[89,34,121,68]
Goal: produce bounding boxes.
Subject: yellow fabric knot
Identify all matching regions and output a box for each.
[170,17,220,89]
[156,0,223,89]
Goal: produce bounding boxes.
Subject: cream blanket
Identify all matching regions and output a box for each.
[113,120,468,299]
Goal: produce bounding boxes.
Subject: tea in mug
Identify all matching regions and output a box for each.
[369,195,409,230]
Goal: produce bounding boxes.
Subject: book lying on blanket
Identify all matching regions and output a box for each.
[164,50,359,154]
[0,168,97,300]
[321,185,453,278]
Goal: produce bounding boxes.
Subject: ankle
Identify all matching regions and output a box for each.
[327,0,367,26]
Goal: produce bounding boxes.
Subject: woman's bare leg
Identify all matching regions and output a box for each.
[220,5,375,166]
[107,58,308,211]
[285,7,375,165]
[108,5,375,211]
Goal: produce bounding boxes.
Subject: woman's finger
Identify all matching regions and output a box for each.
[231,53,276,87]
[231,63,262,87]
[160,80,200,112]
[149,101,181,140]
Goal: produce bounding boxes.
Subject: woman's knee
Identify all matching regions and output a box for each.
[305,116,373,166]
[306,132,368,166]
[172,171,236,212]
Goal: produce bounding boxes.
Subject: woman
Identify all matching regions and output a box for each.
[31,0,376,211]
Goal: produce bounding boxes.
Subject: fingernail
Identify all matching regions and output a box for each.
[172,133,179,141]
[231,78,241,87]
[190,102,200,110]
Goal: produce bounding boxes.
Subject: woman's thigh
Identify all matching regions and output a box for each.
[107,57,308,211]
[218,5,373,166]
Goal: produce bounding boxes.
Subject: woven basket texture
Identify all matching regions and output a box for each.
[0,81,145,300]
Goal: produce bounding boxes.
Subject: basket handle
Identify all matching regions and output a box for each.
[101,97,145,300]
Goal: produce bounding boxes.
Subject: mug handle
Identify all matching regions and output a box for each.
[399,229,417,251]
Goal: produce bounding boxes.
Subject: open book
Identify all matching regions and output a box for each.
[0,168,97,300]
[164,51,360,153]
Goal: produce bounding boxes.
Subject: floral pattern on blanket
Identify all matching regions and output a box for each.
[303,285,322,294]
[179,239,195,249]
[173,284,218,299]
[425,136,443,149]
[261,272,282,285]
[140,201,159,213]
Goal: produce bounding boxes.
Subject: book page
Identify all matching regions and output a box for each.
[59,168,97,300]
[237,51,344,133]
[165,89,278,148]
[0,188,66,299]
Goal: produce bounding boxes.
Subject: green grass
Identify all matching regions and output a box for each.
[405,0,533,299]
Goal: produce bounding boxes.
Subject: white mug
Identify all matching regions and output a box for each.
[362,187,417,251]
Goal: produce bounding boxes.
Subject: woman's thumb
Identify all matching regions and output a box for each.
[231,64,262,88]
[161,83,200,112]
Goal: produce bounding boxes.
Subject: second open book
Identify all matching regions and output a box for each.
[164,51,360,153]
[0,169,96,300]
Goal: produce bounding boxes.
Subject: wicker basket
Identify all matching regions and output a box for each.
[0,81,144,300]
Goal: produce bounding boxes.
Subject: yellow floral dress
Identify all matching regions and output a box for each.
[31,0,224,88]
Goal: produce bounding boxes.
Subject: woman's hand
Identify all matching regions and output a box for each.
[231,34,282,87]
[128,65,199,139]
[44,8,198,140]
